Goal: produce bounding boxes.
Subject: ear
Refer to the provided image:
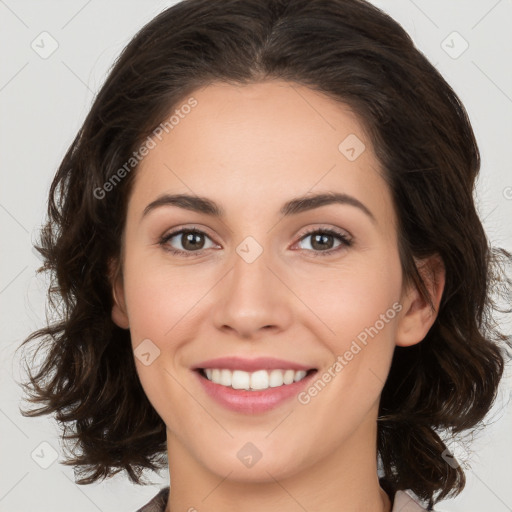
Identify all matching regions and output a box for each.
[109,258,130,329]
[395,253,445,347]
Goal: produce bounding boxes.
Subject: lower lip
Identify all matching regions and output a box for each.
[194,370,317,413]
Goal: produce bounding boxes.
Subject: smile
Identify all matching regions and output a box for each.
[194,368,318,414]
[199,368,310,391]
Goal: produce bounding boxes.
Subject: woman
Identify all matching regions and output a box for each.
[19,0,511,511]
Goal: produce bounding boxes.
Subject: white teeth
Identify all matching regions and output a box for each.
[269,369,284,387]
[283,369,295,385]
[220,369,231,386]
[201,368,310,390]
[231,370,250,390]
[250,370,269,390]
[294,370,307,382]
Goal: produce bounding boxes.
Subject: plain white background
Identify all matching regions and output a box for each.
[0,1,511,511]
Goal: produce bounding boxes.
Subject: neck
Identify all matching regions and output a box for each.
[164,422,391,512]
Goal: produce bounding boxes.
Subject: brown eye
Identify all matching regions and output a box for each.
[295,228,353,256]
[309,232,335,251]
[179,231,206,251]
[159,228,216,256]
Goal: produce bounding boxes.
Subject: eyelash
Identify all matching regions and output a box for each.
[158,226,353,258]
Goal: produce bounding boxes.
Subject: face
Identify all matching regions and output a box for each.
[112,80,442,483]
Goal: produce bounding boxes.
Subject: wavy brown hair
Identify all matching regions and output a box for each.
[18,0,512,508]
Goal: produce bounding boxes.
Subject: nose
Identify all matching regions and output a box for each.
[212,243,293,340]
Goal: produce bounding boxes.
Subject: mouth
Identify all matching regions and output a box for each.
[196,367,317,391]
[192,357,319,413]
[191,356,318,413]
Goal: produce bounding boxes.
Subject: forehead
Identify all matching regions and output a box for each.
[130,80,395,229]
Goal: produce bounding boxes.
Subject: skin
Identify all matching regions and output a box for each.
[111,80,445,512]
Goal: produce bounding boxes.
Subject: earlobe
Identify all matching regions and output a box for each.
[109,259,130,330]
[395,254,445,347]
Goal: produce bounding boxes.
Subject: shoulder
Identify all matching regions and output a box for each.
[135,487,170,512]
[392,490,429,511]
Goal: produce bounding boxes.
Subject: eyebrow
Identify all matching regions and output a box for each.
[142,191,376,224]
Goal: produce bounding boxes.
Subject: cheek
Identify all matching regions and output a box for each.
[292,254,403,415]
[122,253,212,342]
[121,254,198,420]
[296,255,403,349]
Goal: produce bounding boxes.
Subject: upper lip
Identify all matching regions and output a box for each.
[193,357,315,372]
